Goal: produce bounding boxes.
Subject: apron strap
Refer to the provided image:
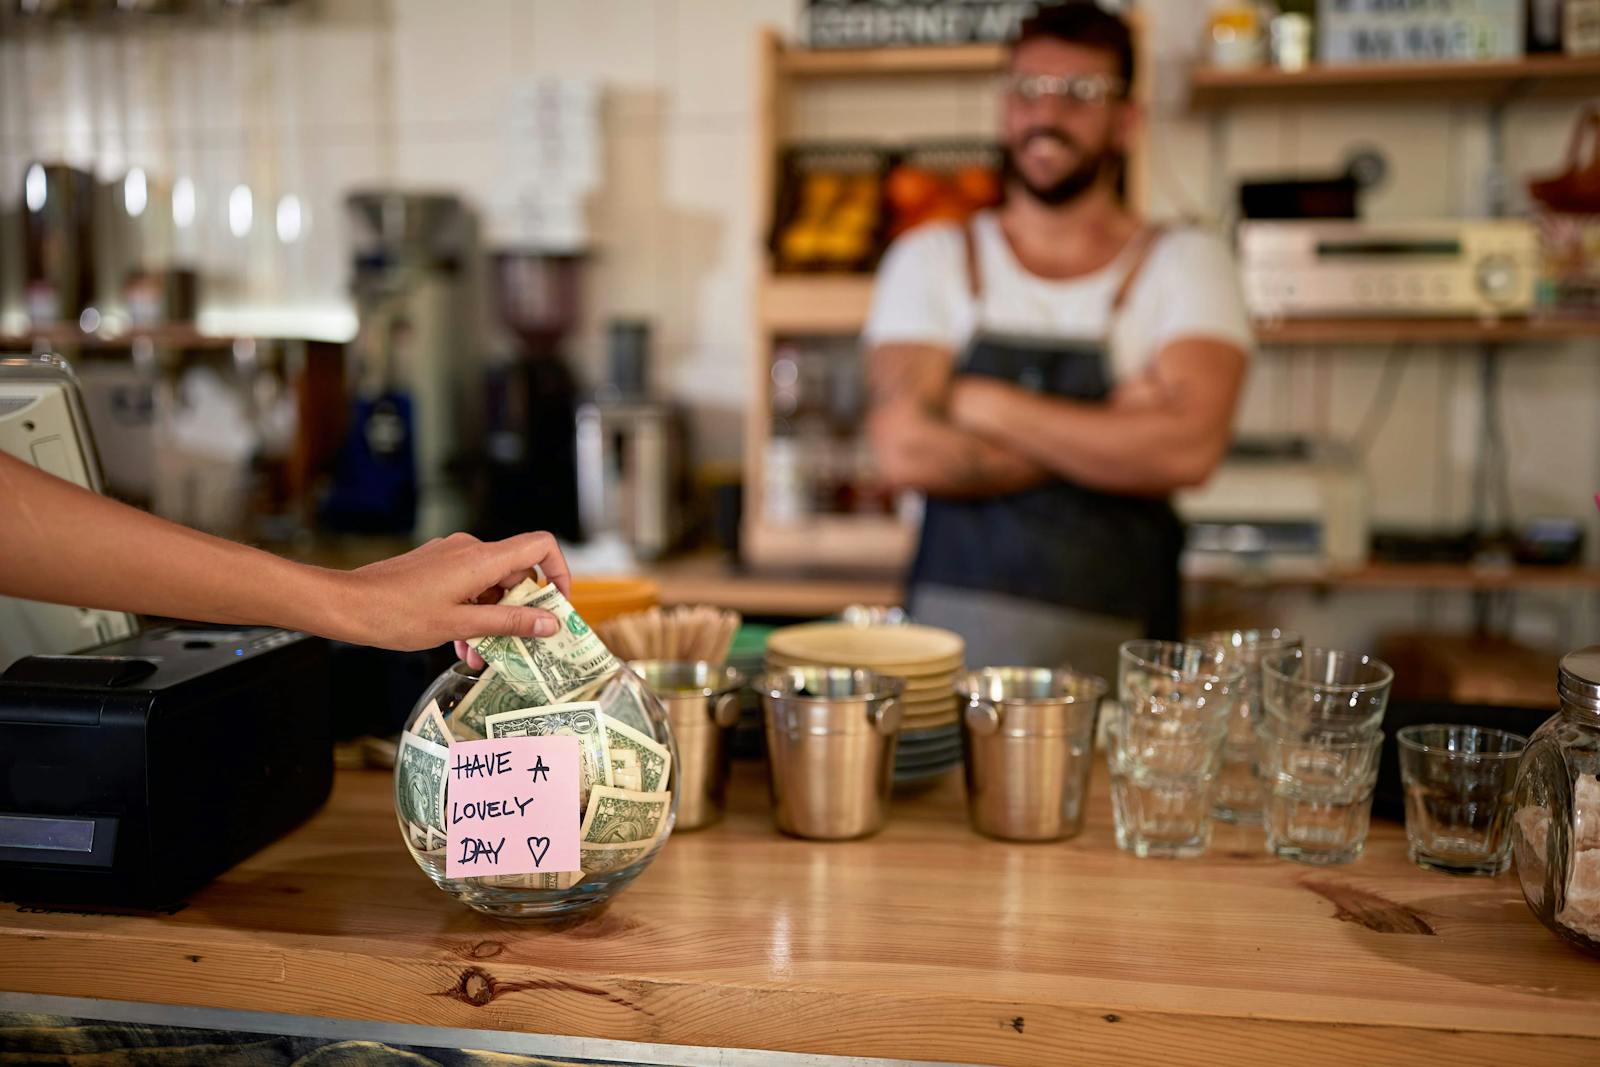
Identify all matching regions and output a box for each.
[1110,225,1167,313]
[960,218,983,300]
[965,218,1165,311]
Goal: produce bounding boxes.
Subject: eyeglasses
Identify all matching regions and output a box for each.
[1003,72,1128,106]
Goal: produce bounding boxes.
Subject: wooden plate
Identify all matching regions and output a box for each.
[767,623,964,671]
[763,652,961,683]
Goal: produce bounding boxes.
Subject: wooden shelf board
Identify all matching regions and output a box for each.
[2,325,315,351]
[1188,561,1600,592]
[1191,54,1600,108]
[1255,317,1600,346]
[741,515,915,573]
[778,42,1007,78]
[756,279,1600,344]
[650,554,903,617]
[759,273,875,333]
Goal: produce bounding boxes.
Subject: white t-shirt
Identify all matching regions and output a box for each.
[862,210,1253,383]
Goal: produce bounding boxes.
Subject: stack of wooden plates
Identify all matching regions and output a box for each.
[766,623,963,729]
[765,622,965,785]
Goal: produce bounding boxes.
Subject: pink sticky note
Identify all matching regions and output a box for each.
[445,735,580,879]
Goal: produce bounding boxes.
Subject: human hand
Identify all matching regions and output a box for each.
[946,376,1014,434]
[333,532,571,665]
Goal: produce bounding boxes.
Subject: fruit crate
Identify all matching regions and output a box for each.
[768,143,892,274]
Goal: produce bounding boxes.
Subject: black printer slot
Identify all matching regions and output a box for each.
[3,655,159,689]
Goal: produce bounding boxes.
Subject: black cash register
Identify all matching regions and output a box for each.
[0,625,332,907]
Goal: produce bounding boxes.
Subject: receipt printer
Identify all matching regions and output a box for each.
[0,625,332,907]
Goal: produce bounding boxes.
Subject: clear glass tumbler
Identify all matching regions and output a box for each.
[1399,724,1527,876]
[1259,723,1384,865]
[1192,628,1302,824]
[1262,647,1392,738]
[1109,641,1241,859]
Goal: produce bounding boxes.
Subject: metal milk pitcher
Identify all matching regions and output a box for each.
[759,667,903,840]
[959,667,1107,842]
[630,661,744,831]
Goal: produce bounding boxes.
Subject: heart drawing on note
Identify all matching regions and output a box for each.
[526,837,552,867]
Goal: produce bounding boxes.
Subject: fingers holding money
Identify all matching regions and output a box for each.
[340,530,569,652]
[481,531,572,601]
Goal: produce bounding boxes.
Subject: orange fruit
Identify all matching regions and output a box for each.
[954,164,1001,208]
[885,165,943,216]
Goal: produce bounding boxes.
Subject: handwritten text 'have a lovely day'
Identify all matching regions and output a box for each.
[445,735,580,879]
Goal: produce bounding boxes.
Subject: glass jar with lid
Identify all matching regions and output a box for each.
[1510,646,1600,956]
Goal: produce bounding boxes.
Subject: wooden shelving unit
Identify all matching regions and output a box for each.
[1190,54,1600,109]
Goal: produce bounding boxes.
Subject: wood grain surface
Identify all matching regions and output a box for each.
[3,762,1598,1066]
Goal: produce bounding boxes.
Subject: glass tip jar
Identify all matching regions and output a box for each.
[393,612,679,921]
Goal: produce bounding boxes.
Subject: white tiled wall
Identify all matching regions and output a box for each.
[2,0,1597,580]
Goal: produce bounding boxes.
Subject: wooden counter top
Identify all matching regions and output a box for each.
[5,763,1597,1065]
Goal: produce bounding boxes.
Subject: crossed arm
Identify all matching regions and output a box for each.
[866,337,1248,499]
[865,342,1048,497]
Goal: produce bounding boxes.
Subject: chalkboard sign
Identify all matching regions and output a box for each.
[1318,0,1523,64]
[802,0,1041,49]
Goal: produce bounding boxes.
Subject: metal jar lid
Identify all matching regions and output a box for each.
[1558,646,1600,714]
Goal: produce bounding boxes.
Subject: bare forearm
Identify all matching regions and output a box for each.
[871,408,1045,497]
[865,342,1046,498]
[0,454,352,638]
[959,387,1222,495]
[953,341,1247,495]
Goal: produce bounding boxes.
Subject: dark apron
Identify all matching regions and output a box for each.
[907,226,1183,684]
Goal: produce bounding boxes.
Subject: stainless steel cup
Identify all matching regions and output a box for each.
[958,667,1108,841]
[630,661,744,831]
[758,667,903,840]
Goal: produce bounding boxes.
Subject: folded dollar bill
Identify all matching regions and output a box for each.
[604,716,672,794]
[579,784,671,845]
[484,701,614,816]
[468,580,621,703]
[397,729,449,836]
[450,666,536,739]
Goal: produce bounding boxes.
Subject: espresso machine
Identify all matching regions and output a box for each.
[575,321,688,561]
[324,191,478,538]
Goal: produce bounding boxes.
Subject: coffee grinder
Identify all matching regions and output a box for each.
[474,250,583,542]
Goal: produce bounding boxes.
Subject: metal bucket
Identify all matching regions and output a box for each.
[758,668,903,840]
[629,661,743,831]
[958,667,1107,842]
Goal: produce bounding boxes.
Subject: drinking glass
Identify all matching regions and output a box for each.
[1191,628,1302,824]
[1109,641,1242,859]
[1262,647,1392,738]
[1259,723,1384,865]
[1399,724,1527,876]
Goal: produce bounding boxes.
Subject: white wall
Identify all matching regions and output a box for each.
[2,0,1596,647]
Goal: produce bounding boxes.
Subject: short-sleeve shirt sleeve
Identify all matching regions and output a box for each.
[861,223,967,350]
[1135,229,1254,356]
